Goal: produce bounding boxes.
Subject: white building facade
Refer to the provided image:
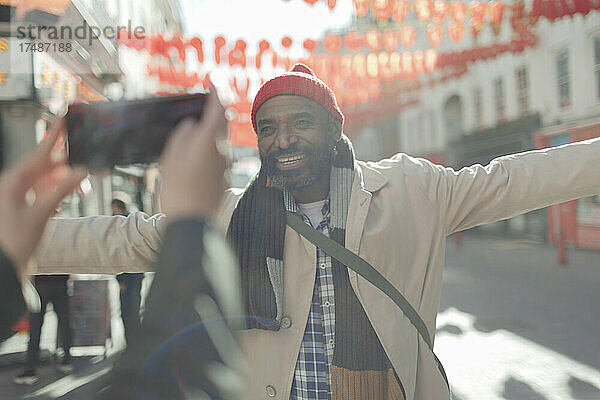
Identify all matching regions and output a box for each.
[399,12,600,159]
[393,10,600,246]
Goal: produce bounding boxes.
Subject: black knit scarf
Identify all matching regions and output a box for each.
[226,135,404,399]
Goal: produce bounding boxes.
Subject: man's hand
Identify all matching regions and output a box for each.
[0,119,86,279]
[160,83,229,219]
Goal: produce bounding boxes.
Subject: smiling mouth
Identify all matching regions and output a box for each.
[276,153,307,170]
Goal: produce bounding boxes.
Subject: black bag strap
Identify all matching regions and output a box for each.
[286,211,450,388]
[286,211,432,347]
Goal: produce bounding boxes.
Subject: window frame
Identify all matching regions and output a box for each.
[493,77,505,123]
[515,65,529,116]
[555,48,571,109]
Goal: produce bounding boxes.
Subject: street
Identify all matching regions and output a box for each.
[0,233,598,399]
[437,233,600,400]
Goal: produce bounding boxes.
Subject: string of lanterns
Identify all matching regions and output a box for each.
[352,0,599,23]
[139,30,536,105]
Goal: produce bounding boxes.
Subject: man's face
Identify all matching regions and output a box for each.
[255,95,337,191]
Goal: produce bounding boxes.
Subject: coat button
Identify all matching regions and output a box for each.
[280,316,292,329]
[266,385,276,397]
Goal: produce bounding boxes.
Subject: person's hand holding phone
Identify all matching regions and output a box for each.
[0,119,87,279]
[159,84,229,220]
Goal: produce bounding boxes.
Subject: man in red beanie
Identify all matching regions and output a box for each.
[34,65,600,400]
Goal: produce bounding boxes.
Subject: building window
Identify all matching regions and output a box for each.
[515,66,529,116]
[556,49,570,108]
[494,78,505,122]
[473,87,483,129]
[594,36,600,102]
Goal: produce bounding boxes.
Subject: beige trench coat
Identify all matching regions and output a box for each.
[33,138,600,399]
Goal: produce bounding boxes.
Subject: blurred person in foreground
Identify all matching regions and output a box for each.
[33,65,600,400]
[99,87,244,400]
[0,120,86,343]
[1,90,243,398]
[111,199,144,348]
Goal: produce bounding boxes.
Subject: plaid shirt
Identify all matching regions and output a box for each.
[285,192,335,400]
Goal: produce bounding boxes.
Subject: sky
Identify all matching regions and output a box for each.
[181,0,355,49]
[180,0,356,101]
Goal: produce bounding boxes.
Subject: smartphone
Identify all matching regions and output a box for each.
[66,93,207,170]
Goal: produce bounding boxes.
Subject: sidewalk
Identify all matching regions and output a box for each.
[437,232,600,400]
[0,278,128,400]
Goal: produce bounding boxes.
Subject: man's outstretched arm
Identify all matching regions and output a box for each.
[32,212,166,275]
[403,138,600,235]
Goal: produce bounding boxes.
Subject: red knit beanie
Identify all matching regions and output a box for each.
[251,63,344,135]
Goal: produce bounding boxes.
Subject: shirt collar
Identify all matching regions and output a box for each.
[283,189,330,223]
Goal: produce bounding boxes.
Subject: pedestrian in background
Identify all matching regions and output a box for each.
[111,199,144,347]
[14,274,74,384]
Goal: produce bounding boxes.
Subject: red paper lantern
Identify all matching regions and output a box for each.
[378,52,393,81]
[390,51,402,76]
[367,53,379,77]
[150,34,168,58]
[187,37,204,63]
[489,0,504,35]
[214,36,226,64]
[489,0,504,22]
[341,54,353,76]
[432,0,448,24]
[529,0,543,21]
[544,0,559,21]
[323,34,343,54]
[374,0,391,19]
[391,0,410,21]
[228,39,247,67]
[574,0,591,15]
[555,0,567,17]
[168,34,186,62]
[303,38,318,52]
[401,51,414,75]
[491,18,502,35]
[413,50,424,73]
[400,26,416,47]
[305,0,319,4]
[353,0,369,16]
[448,22,465,42]
[353,54,367,77]
[344,32,364,51]
[424,49,438,72]
[328,0,337,10]
[383,31,399,52]
[415,0,433,20]
[470,1,487,24]
[427,24,444,46]
[449,1,468,22]
[281,36,293,48]
[256,39,271,68]
[365,30,382,51]
[510,1,527,34]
